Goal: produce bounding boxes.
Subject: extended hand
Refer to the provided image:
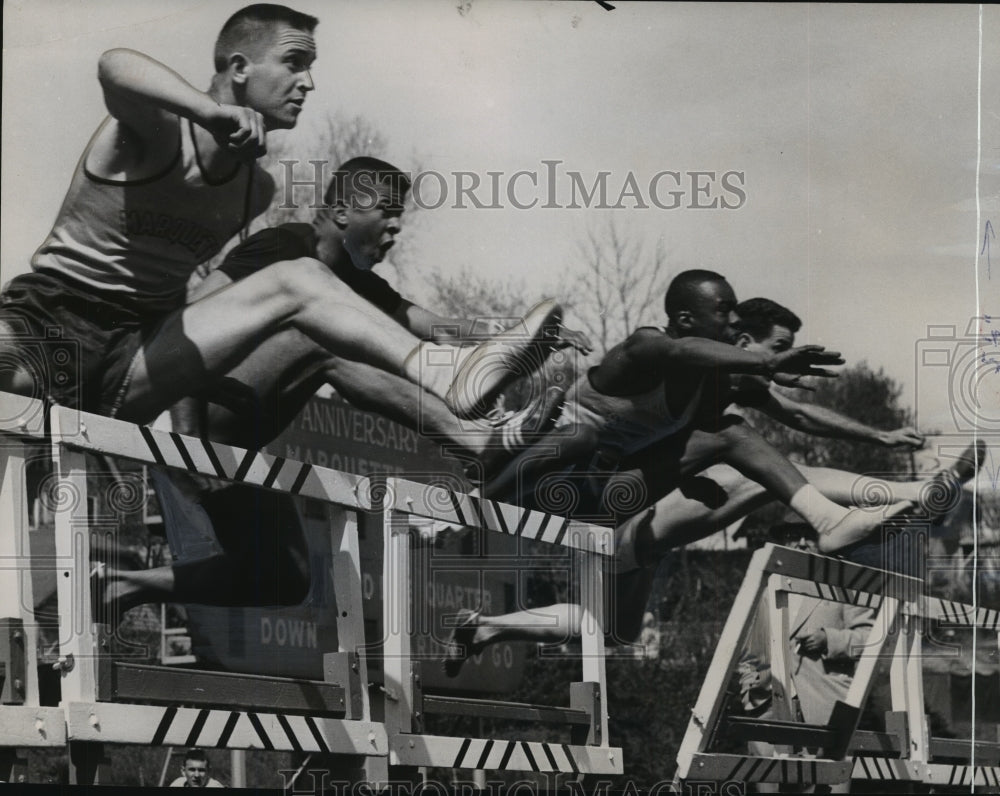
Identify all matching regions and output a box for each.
[205,104,267,160]
[879,426,925,449]
[771,372,817,392]
[772,345,845,379]
[546,325,594,356]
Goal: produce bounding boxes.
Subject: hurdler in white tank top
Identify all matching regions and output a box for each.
[32,119,272,314]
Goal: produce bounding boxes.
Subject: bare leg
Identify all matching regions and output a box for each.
[683,421,809,503]
[121,258,427,422]
[442,568,655,675]
[634,464,928,559]
[323,357,497,453]
[120,258,557,423]
[184,334,552,458]
[617,420,912,554]
[468,605,583,648]
[177,328,499,455]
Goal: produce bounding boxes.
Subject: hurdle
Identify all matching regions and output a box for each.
[0,391,622,784]
[674,542,1000,791]
[366,477,621,777]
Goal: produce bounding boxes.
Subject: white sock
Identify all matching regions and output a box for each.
[789,484,850,535]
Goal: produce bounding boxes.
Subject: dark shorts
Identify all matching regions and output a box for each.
[0,271,156,416]
[151,468,311,605]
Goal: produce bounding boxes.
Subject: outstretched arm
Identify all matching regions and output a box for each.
[755,390,925,448]
[97,48,266,162]
[624,328,845,378]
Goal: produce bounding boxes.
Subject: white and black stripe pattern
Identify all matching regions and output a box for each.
[853,759,1000,787]
[853,756,911,781]
[933,764,1000,788]
[925,597,1000,629]
[451,738,582,773]
[66,703,378,754]
[794,580,885,611]
[764,545,920,600]
[54,407,363,508]
[387,479,613,556]
[148,705,336,752]
[715,755,824,784]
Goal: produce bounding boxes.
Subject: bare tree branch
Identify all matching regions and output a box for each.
[567,215,672,354]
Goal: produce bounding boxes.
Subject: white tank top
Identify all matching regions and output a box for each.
[32,119,271,313]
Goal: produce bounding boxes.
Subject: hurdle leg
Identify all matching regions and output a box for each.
[381,496,420,782]
[765,574,795,756]
[888,610,927,765]
[50,411,102,784]
[0,439,40,706]
[327,504,388,783]
[825,593,901,763]
[675,546,772,780]
[765,575,795,722]
[572,524,611,750]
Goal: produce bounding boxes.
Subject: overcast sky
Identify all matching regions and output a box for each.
[3,1,998,464]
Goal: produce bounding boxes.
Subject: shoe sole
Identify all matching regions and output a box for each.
[445,300,563,419]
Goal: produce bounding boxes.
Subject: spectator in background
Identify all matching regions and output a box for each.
[169,749,224,788]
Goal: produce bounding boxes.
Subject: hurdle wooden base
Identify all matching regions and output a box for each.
[687,753,852,786]
[64,701,388,755]
[0,706,66,747]
[388,732,623,775]
[100,661,349,716]
[421,695,592,728]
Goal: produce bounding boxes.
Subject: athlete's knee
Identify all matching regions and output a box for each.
[270,256,350,302]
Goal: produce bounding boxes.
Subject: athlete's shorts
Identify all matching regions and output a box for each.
[0,271,154,416]
[150,467,311,605]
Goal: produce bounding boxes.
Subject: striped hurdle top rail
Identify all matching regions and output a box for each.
[761,543,923,603]
[0,392,614,556]
[374,476,616,557]
[764,545,1000,626]
[923,595,1000,629]
[2,397,366,510]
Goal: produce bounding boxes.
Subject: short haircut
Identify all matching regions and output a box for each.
[736,297,802,341]
[324,157,411,211]
[183,749,208,764]
[214,4,318,73]
[663,269,727,319]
